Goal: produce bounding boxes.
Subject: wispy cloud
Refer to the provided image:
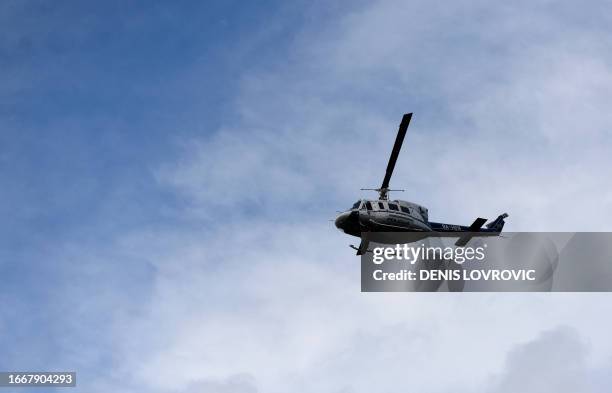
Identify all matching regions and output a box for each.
[3,1,612,392]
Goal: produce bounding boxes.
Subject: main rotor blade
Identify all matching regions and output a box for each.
[381,113,412,190]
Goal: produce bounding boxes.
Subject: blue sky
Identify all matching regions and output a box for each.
[2,0,304,243]
[1,0,307,384]
[2,1,612,392]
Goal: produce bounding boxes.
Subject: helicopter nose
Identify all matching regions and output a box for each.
[335,210,361,236]
[335,211,350,231]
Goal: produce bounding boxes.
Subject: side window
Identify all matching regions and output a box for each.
[366,202,373,210]
[378,202,385,210]
[400,206,411,214]
[388,203,399,211]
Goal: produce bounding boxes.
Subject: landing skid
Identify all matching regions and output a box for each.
[351,232,371,255]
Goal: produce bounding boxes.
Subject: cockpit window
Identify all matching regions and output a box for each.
[400,206,411,214]
[378,202,385,210]
[388,203,399,211]
[365,202,373,210]
[351,201,361,209]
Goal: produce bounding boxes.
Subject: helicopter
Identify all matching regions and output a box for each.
[335,113,508,255]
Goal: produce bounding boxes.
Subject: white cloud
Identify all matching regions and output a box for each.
[77,0,612,392]
[159,0,612,230]
[176,374,258,393]
[481,326,612,393]
[103,223,612,393]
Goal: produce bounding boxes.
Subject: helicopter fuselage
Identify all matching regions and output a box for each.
[335,199,430,237]
[335,198,508,248]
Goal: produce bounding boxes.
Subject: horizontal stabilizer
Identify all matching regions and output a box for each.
[468,217,487,231]
[455,218,485,246]
[454,235,472,247]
